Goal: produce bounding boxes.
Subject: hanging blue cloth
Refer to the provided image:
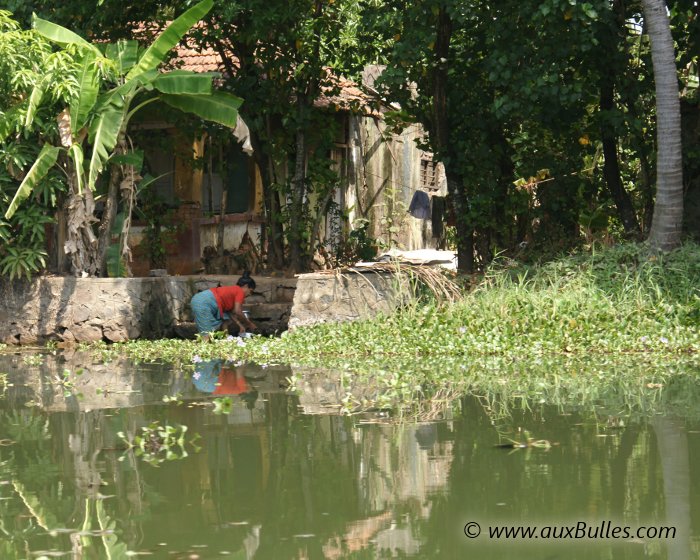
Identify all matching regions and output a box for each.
[408,190,431,220]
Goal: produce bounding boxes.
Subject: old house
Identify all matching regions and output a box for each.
[126,46,448,276]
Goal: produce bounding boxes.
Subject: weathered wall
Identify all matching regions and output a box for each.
[0,271,401,344]
[344,115,448,252]
[288,270,406,330]
[0,276,296,345]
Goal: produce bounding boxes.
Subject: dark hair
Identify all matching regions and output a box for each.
[236,271,256,290]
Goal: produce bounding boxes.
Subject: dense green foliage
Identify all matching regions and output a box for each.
[0,2,242,277]
[0,11,75,279]
[1,1,699,276]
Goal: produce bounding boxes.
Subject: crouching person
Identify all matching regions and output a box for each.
[190,272,257,341]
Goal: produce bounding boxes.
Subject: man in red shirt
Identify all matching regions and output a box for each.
[190,272,258,340]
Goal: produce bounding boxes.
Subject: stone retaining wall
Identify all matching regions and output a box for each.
[0,270,402,345]
[0,275,296,345]
[289,270,407,330]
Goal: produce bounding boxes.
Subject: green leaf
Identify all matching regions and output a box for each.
[135,172,171,195]
[88,103,125,190]
[160,91,243,128]
[71,51,100,134]
[4,144,61,220]
[105,40,139,73]
[110,149,143,168]
[32,13,101,55]
[125,0,214,81]
[153,71,216,95]
[25,79,46,128]
[96,70,157,114]
[69,144,85,194]
[0,102,26,142]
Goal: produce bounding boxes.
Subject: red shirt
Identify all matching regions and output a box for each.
[213,369,249,395]
[210,285,245,317]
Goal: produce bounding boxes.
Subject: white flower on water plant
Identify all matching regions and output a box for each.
[192,355,203,363]
[659,337,669,344]
[459,327,467,334]
[193,372,201,380]
[639,336,649,344]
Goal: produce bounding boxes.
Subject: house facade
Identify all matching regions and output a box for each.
[125,48,447,276]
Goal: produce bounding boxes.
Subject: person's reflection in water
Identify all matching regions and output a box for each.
[192,359,259,406]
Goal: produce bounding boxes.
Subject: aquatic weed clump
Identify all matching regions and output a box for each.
[108,243,700,415]
[258,241,700,363]
[114,242,699,368]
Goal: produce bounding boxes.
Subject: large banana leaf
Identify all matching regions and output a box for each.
[24,78,46,127]
[154,71,216,95]
[96,70,157,113]
[4,144,61,220]
[105,40,139,74]
[88,103,125,191]
[125,0,213,81]
[160,91,243,128]
[32,14,101,56]
[69,144,85,194]
[71,51,99,134]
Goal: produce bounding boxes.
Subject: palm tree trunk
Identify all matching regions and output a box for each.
[642,0,684,251]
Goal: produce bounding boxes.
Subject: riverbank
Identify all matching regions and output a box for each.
[104,242,699,413]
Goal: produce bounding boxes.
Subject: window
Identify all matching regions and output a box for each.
[201,141,254,214]
[420,157,439,190]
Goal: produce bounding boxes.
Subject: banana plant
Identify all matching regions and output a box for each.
[3,0,243,276]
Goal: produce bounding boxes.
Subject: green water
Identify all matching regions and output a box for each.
[0,351,698,559]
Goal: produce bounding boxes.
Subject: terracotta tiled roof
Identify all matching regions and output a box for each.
[171,44,224,73]
[171,45,378,115]
[129,24,379,115]
[316,74,380,116]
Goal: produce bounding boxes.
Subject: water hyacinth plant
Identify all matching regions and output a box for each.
[117,421,200,466]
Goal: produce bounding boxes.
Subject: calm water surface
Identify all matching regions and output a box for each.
[0,350,698,559]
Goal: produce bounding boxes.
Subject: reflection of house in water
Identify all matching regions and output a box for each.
[2,350,193,411]
[0,353,456,559]
[293,367,454,558]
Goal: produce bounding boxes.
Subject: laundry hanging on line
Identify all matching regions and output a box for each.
[408,190,431,220]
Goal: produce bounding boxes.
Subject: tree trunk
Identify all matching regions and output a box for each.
[61,153,100,277]
[249,115,285,270]
[96,156,123,276]
[600,76,642,235]
[652,417,692,560]
[289,96,308,273]
[432,7,473,273]
[642,0,684,251]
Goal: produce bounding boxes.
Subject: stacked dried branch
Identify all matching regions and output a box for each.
[335,261,463,303]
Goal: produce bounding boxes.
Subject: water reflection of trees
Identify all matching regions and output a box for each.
[0,352,698,559]
[417,397,699,560]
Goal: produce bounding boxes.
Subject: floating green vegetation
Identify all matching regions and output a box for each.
[117,422,200,467]
[212,396,233,415]
[99,242,700,415]
[56,368,84,399]
[22,354,44,366]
